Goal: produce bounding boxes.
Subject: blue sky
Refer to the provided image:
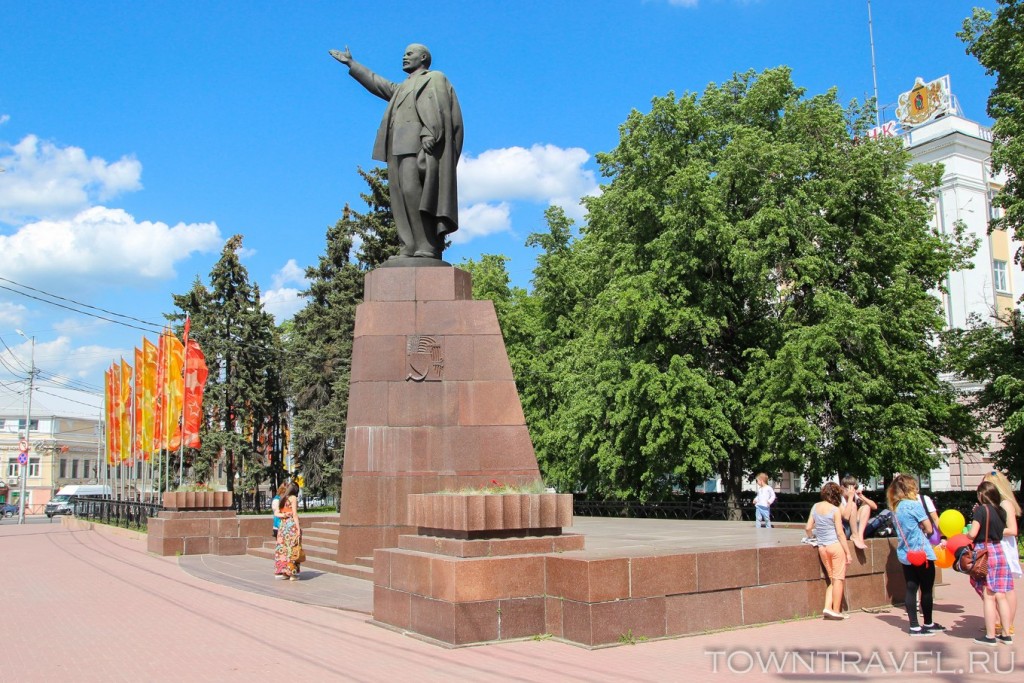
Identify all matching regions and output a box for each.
[0,0,1001,400]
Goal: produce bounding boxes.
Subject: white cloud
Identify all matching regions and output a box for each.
[0,206,222,282]
[458,144,599,220]
[667,0,699,7]
[0,115,10,126]
[0,134,142,224]
[0,301,27,326]
[271,258,308,289]
[262,287,307,323]
[450,202,512,244]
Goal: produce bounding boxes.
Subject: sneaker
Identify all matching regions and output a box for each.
[909,627,936,637]
[823,609,848,620]
[974,636,999,647]
[922,623,946,632]
[801,537,819,546]
[996,635,1013,645]
[274,574,285,580]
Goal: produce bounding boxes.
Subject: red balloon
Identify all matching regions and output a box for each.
[945,533,972,555]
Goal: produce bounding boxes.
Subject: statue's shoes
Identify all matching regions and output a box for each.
[413,250,441,259]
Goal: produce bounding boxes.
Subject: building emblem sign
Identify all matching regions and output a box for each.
[896,75,952,128]
[406,336,444,382]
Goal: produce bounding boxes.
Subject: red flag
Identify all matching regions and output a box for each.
[183,314,191,341]
[134,347,144,461]
[182,338,208,449]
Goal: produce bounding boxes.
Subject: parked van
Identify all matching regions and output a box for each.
[45,485,112,518]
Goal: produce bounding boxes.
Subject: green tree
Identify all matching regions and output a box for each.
[529,68,976,513]
[171,235,287,501]
[944,311,1024,475]
[285,168,397,500]
[961,1,1024,266]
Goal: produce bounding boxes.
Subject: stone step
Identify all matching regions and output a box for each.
[354,556,374,569]
[255,540,338,562]
[300,528,339,543]
[246,545,373,581]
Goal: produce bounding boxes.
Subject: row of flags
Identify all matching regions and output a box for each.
[103,320,209,465]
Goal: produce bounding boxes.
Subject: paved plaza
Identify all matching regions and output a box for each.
[1,518,1019,681]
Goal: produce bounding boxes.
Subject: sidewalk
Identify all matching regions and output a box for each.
[2,522,1017,682]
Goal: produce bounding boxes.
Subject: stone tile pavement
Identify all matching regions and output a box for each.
[1,520,1019,681]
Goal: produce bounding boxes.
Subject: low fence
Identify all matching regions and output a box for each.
[74,496,163,532]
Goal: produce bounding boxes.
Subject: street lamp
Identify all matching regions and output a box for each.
[15,330,34,525]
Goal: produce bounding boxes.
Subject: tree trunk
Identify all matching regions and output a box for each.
[723,452,745,521]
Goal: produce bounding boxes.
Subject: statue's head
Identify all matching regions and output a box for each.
[402,44,431,73]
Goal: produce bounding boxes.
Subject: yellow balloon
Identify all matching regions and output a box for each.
[938,509,966,538]
[933,545,954,569]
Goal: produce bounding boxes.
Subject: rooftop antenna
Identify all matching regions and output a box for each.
[867,0,881,128]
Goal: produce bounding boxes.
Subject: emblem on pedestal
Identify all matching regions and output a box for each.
[406,335,444,381]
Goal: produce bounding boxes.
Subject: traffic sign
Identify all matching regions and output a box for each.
[19,439,28,453]
[17,453,28,466]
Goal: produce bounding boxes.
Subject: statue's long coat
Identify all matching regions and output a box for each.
[348,62,464,236]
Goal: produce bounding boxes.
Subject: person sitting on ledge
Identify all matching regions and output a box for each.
[841,475,877,550]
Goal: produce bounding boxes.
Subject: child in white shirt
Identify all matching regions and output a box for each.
[754,472,777,528]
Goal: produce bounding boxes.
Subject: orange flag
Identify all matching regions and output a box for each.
[142,338,158,460]
[105,366,117,465]
[133,347,144,462]
[120,359,132,462]
[182,339,208,449]
[165,333,185,451]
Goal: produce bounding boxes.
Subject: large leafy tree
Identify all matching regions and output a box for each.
[285,167,396,499]
[171,235,287,497]
[526,68,976,513]
[945,311,1024,475]
[961,0,1024,265]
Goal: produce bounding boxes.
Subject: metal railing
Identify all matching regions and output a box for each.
[573,499,812,523]
[74,496,163,531]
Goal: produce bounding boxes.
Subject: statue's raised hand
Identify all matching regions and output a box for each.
[329,47,352,65]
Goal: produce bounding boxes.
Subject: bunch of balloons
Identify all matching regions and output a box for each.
[930,509,969,569]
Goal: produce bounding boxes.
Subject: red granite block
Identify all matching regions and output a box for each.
[446,425,538,472]
[545,597,564,637]
[345,382,389,425]
[238,517,269,538]
[741,582,814,625]
[338,477,381,526]
[484,495,503,529]
[630,554,698,598]
[453,600,502,644]
[439,335,475,381]
[589,597,667,645]
[410,594,455,643]
[147,535,183,556]
[498,597,546,640]
[350,335,408,382]
[696,549,758,592]
[365,268,416,302]
[337,525,385,564]
[415,268,461,302]
[183,536,211,555]
[213,518,239,537]
[538,493,556,528]
[162,518,212,538]
[546,556,631,603]
[473,335,514,380]
[758,546,823,584]
[409,426,442,472]
[211,537,247,555]
[453,268,472,300]
[871,537,898,573]
[373,585,412,630]
[556,494,573,529]
[388,381,459,427]
[457,381,527,426]
[389,550,433,595]
[560,600,594,646]
[846,544,873,577]
[374,549,392,588]
[438,555,546,602]
[416,300,502,335]
[666,589,743,635]
[845,573,887,610]
[353,301,416,337]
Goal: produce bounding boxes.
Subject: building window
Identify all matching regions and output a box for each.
[28,458,40,478]
[16,419,39,433]
[71,459,79,479]
[59,459,67,478]
[6,459,17,478]
[988,190,1002,221]
[994,259,1009,293]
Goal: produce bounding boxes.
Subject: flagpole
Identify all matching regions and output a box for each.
[178,317,190,485]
